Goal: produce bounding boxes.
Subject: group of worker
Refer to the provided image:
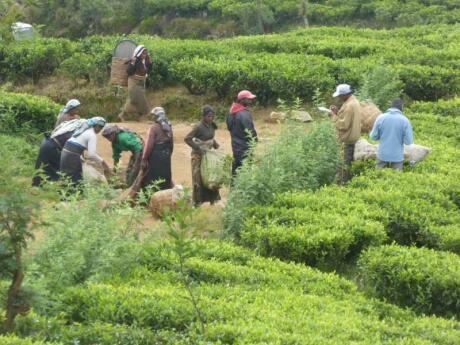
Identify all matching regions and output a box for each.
[32,44,413,203]
[330,83,413,182]
[32,86,259,207]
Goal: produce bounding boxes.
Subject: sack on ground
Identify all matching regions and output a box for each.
[404,144,431,163]
[354,139,431,163]
[149,185,190,217]
[354,139,378,161]
[83,160,107,184]
[360,101,381,133]
[201,149,232,190]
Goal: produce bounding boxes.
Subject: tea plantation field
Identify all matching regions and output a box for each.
[0,22,459,344]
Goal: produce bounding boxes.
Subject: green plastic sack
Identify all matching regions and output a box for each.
[201,149,233,190]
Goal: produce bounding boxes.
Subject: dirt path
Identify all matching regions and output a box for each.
[97,120,280,188]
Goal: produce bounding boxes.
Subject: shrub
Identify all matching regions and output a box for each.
[19,240,460,344]
[223,121,340,238]
[0,38,74,83]
[0,335,59,345]
[241,212,387,269]
[356,62,403,110]
[14,315,190,345]
[28,185,145,298]
[409,97,460,117]
[0,91,61,135]
[359,245,460,318]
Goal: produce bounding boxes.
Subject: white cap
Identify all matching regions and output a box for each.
[333,84,352,97]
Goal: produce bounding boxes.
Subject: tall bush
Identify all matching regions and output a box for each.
[356,62,403,110]
[223,121,339,238]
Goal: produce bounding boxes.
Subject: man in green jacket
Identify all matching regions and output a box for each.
[102,125,143,187]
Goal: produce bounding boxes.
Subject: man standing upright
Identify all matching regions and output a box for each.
[330,84,361,183]
[370,98,413,170]
[227,90,258,176]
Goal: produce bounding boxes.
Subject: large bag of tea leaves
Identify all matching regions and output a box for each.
[201,149,232,190]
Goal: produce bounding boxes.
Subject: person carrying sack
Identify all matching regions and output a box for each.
[60,117,110,188]
[32,119,86,186]
[119,45,152,121]
[185,105,221,206]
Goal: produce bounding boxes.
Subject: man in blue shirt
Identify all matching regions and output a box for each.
[369,98,413,170]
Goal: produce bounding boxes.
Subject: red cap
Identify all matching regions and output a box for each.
[237,90,256,100]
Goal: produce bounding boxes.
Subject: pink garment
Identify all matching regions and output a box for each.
[229,103,246,115]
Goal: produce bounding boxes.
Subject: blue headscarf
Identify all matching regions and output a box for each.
[60,99,80,115]
[72,116,106,138]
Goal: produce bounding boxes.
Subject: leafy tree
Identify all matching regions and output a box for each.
[0,136,54,333]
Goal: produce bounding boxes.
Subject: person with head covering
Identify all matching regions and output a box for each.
[133,107,173,192]
[226,90,258,176]
[184,105,221,206]
[55,99,81,127]
[369,98,413,170]
[329,84,362,183]
[102,125,143,187]
[32,118,86,186]
[60,117,109,186]
[119,45,152,121]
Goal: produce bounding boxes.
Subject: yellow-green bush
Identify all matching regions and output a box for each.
[0,91,60,134]
[358,245,460,318]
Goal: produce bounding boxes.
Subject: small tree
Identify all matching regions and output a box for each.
[0,2,22,42]
[0,139,50,333]
[164,198,206,336]
[299,0,309,27]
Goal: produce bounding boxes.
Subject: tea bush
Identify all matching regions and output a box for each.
[13,239,460,344]
[0,38,74,83]
[0,335,59,345]
[409,97,460,117]
[241,212,386,270]
[1,24,460,103]
[358,245,460,318]
[0,91,61,135]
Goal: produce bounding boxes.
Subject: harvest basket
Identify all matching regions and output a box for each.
[110,39,137,87]
[110,57,129,86]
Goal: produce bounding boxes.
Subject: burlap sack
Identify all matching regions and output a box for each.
[354,139,431,163]
[354,139,377,161]
[83,161,107,184]
[360,101,381,133]
[404,144,431,163]
[149,185,191,217]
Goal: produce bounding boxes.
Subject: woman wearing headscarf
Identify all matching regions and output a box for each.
[119,45,152,121]
[102,125,143,187]
[60,117,109,186]
[137,107,173,191]
[32,118,86,186]
[55,99,81,127]
[184,105,221,206]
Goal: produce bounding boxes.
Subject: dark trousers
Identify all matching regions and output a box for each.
[231,151,246,176]
[338,143,355,184]
[32,138,61,186]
